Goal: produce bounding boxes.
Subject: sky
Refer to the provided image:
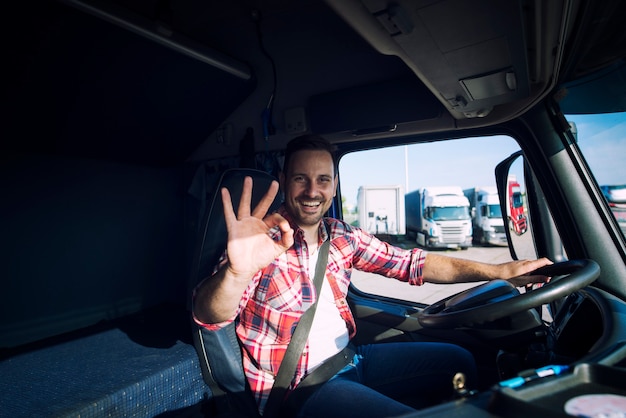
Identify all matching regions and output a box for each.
[338,112,626,208]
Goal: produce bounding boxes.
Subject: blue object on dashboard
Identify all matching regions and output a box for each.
[499,365,570,389]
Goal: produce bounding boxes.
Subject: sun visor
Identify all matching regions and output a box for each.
[308,76,442,135]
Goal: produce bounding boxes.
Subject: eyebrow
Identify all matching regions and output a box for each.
[291,173,334,179]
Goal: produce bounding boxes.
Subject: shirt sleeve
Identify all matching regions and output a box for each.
[351,226,426,286]
[191,251,261,330]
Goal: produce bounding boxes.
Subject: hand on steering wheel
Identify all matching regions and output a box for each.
[417,259,600,329]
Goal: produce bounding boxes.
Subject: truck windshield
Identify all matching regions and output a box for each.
[429,206,470,221]
[487,204,502,218]
[512,193,524,208]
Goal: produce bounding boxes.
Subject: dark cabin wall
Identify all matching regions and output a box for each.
[0,152,185,347]
[4,0,255,167]
[2,1,255,348]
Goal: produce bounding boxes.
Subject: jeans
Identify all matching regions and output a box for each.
[295,342,477,418]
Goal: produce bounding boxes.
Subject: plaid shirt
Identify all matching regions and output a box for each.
[194,206,426,415]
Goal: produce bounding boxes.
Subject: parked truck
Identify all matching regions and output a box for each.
[405,186,472,249]
[357,185,406,236]
[507,175,528,235]
[600,184,626,236]
[463,187,507,246]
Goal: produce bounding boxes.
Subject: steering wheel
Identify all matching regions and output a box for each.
[417,259,600,329]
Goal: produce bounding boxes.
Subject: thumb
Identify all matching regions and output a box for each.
[277,227,295,251]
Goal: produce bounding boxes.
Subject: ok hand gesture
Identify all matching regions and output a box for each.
[221,176,294,281]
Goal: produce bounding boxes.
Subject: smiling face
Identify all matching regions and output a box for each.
[280,149,338,233]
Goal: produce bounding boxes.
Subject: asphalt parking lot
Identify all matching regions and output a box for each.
[351,242,514,305]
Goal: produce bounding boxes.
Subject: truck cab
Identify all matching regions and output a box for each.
[464,187,507,246]
[406,186,472,250]
[506,176,528,236]
[3,0,626,416]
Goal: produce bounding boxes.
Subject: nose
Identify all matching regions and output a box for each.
[303,180,319,197]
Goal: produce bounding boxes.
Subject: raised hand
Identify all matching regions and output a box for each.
[193,176,294,324]
[221,176,294,281]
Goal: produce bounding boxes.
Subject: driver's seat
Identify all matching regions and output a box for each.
[188,168,281,417]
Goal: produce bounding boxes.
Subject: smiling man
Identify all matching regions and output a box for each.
[193,134,551,418]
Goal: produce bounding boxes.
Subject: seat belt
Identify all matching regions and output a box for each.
[263,230,331,417]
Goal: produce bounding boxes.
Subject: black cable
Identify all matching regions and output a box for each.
[252,9,277,139]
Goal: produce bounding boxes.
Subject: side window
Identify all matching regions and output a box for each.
[566,113,626,239]
[338,135,522,304]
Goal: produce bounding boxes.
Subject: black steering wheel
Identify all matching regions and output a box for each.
[417,259,600,329]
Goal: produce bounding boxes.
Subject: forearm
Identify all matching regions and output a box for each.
[422,253,552,286]
[422,253,499,284]
[193,264,254,325]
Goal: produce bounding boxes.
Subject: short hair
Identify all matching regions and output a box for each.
[282,134,338,176]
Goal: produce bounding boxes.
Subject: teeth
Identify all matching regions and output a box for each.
[302,201,321,207]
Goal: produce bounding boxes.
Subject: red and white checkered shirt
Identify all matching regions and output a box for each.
[194,205,427,415]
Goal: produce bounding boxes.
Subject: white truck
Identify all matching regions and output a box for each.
[463,187,508,246]
[357,185,406,236]
[405,186,472,249]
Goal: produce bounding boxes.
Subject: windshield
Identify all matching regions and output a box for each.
[428,206,470,221]
[487,204,502,218]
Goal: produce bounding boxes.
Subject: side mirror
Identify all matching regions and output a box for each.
[496,151,536,260]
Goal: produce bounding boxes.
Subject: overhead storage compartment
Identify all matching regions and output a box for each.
[325,0,548,120]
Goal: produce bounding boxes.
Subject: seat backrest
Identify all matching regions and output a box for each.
[188,168,281,417]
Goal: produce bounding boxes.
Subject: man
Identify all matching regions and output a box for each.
[193,134,551,417]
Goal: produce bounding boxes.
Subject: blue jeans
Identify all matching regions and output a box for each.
[295,342,477,418]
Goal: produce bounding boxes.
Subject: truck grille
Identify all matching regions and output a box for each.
[494,225,505,233]
[441,226,468,243]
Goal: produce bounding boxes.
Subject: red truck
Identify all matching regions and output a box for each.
[507,176,528,235]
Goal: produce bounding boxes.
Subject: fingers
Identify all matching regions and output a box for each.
[252,180,279,218]
[507,258,553,286]
[237,176,253,219]
[221,186,236,225]
[520,258,553,277]
[263,213,295,249]
[507,258,552,275]
[222,177,281,224]
[279,227,295,249]
[527,258,554,284]
[533,257,554,269]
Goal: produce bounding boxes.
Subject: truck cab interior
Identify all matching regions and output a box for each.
[3,0,626,417]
